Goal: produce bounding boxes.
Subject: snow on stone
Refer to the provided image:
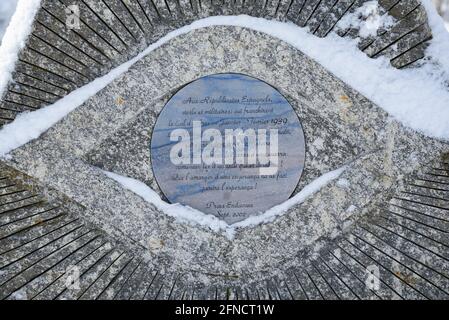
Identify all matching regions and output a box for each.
[0,22,201,156]
[0,60,142,157]
[104,166,346,239]
[230,166,347,230]
[103,170,230,235]
[423,0,449,69]
[1,1,449,158]
[336,1,396,39]
[346,205,357,213]
[9,289,27,300]
[0,0,40,100]
[336,178,350,188]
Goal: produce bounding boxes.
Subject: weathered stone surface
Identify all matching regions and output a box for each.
[1,25,448,300]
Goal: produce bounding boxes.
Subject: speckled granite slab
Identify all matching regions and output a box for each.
[1,26,448,300]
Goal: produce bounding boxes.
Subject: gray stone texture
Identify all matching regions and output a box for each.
[1,26,449,300]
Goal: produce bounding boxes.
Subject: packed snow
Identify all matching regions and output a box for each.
[104,166,346,239]
[336,1,396,38]
[9,289,27,300]
[0,0,40,100]
[0,0,18,43]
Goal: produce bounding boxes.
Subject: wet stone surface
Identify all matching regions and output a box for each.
[151,73,306,223]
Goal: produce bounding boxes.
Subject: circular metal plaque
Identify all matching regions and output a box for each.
[151,73,305,224]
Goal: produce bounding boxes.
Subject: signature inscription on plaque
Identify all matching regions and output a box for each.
[151,73,305,224]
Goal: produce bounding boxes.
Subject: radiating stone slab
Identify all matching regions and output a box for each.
[2,25,449,301]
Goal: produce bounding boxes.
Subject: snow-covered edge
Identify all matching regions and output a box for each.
[421,0,449,69]
[1,6,449,157]
[0,1,19,43]
[336,1,396,39]
[0,19,202,156]
[0,0,41,100]
[104,166,347,240]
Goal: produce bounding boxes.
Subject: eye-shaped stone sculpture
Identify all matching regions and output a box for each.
[0,0,448,301]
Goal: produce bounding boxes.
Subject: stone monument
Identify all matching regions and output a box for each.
[0,0,448,301]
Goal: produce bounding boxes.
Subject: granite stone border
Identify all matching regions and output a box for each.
[2,27,448,290]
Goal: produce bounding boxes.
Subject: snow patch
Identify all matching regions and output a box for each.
[422,0,449,69]
[336,1,396,39]
[0,0,18,43]
[9,289,27,300]
[0,0,40,100]
[104,166,347,239]
[104,170,230,235]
